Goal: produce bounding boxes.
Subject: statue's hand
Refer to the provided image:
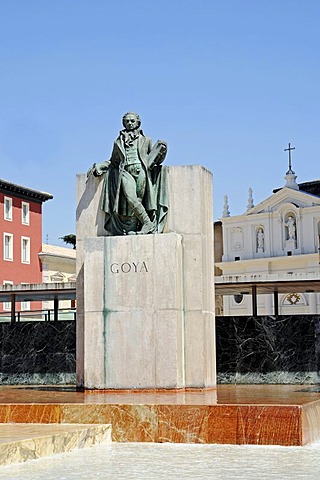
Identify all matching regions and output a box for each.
[87,162,110,177]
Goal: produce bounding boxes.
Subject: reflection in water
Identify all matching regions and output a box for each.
[0,442,319,480]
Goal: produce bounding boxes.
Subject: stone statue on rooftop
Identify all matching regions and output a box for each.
[87,112,168,236]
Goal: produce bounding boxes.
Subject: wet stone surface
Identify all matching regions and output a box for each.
[0,442,320,479]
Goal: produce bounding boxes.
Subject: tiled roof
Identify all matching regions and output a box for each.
[0,178,53,203]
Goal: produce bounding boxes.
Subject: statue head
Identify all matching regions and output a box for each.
[122,112,141,131]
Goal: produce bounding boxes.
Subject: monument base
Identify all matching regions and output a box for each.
[76,165,216,391]
[80,233,215,390]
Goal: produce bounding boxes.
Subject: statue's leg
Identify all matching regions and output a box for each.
[135,169,147,201]
[121,173,155,233]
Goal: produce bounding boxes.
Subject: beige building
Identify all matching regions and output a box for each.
[39,244,76,311]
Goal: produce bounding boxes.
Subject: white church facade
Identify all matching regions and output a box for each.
[215,151,320,315]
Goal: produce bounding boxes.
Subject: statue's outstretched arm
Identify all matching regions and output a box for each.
[87,142,119,177]
[87,160,111,178]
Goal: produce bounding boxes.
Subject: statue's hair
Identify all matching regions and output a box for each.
[122,112,141,127]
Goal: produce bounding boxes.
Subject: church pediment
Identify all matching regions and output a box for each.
[246,187,320,215]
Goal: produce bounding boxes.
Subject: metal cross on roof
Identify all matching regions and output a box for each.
[284,142,295,173]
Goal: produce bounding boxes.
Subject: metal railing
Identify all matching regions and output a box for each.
[0,308,76,323]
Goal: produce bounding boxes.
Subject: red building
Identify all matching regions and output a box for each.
[0,179,53,313]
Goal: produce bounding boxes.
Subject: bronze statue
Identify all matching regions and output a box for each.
[88,112,168,236]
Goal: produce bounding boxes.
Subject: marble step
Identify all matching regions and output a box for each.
[0,423,112,466]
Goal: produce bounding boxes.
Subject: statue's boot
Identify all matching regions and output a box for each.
[133,203,156,234]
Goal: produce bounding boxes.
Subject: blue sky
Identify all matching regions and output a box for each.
[1,0,320,245]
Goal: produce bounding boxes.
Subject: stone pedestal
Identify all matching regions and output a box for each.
[76,165,215,389]
[83,234,184,389]
[285,239,296,253]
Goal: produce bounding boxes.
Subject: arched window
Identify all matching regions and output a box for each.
[281,293,307,307]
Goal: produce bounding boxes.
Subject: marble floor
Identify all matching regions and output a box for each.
[0,384,320,446]
[1,441,320,480]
